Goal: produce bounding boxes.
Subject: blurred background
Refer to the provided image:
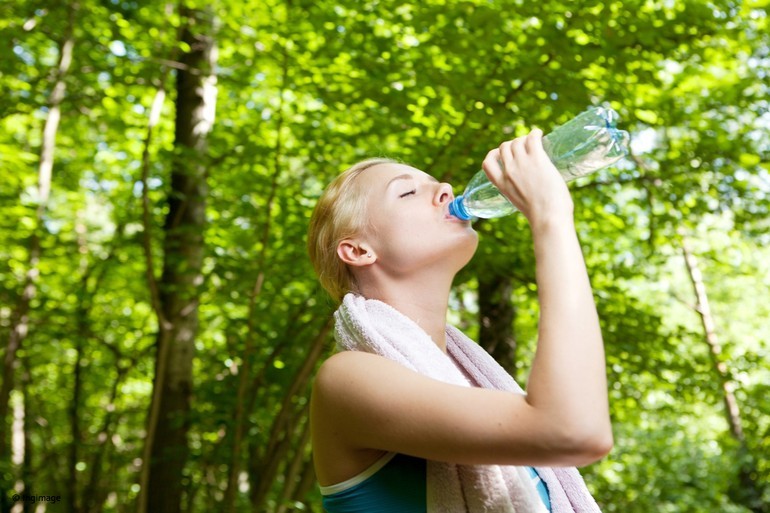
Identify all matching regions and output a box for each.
[0,0,768,512]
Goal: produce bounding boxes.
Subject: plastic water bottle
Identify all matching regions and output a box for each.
[448,106,630,220]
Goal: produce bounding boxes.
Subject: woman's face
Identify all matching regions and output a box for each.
[355,163,479,277]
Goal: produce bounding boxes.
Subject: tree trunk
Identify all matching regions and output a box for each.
[478,272,517,379]
[680,233,764,512]
[67,333,83,513]
[275,413,312,513]
[14,358,31,513]
[0,6,75,513]
[249,319,331,511]
[139,7,217,513]
[293,456,319,513]
[83,364,126,513]
[222,274,262,513]
[227,27,293,512]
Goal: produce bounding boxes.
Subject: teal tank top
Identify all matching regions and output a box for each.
[321,452,426,513]
[320,452,551,513]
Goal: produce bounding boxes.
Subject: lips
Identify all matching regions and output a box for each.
[445,212,468,223]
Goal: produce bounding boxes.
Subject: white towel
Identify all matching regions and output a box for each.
[334,293,602,513]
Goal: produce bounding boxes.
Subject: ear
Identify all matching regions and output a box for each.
[337,240,376,267]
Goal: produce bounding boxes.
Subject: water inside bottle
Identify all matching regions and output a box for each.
[462,181,518,218]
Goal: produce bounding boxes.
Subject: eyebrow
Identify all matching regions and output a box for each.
[386,173,439,189]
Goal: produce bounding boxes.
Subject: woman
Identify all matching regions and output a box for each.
[307,129,613,512]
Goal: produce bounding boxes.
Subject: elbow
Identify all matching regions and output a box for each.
[548,422,614,467]
[576,428,613,465]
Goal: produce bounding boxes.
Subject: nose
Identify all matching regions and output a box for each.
[434,182,454,206]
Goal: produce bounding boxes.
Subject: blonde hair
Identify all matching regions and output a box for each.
[307,158,399,302]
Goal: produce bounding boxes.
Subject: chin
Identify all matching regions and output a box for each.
[450,231,479,271]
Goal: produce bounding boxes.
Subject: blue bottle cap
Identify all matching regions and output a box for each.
[448,195,472,221]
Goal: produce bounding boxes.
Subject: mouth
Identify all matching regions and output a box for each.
[444,211,469,223]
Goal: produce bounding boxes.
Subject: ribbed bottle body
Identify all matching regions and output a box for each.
[448,106,630,221]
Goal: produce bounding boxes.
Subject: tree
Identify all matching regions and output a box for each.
[0,2,76,511]
[138,6,217,513]
[680,229,766,512]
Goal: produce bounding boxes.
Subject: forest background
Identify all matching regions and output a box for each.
[0,0,768,512]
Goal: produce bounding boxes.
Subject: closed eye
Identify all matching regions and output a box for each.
[399,189,416,198]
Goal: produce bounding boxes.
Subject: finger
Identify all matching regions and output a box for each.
[511,135,527,161]
[524,128,543,154]
[497,140,516,181]
[483,148,501,166]
[482,147,504,185]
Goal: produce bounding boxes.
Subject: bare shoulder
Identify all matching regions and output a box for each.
[315,349,383,376]
[312,350,443,414]
[313,350,401,395]
[311,351,408,485]
[311,350,400,432]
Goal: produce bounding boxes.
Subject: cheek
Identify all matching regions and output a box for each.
[381,222,458,263]
[368,209,475,269]
[375,221,420,254]
[370,217,425,260]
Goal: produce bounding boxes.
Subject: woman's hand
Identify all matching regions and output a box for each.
[482,129,574,227]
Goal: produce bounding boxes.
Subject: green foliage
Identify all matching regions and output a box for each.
[0,0,768,511]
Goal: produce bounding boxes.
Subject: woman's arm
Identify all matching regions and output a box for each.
[312,350,608,469]
[483,129,612,452]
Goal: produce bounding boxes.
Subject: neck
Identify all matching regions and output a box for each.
[358,270,453,352]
